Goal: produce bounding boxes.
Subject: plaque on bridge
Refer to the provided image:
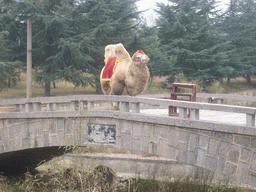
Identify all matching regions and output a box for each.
[88,124,116,144]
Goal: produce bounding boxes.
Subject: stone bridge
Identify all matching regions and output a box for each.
[0,94,256,187]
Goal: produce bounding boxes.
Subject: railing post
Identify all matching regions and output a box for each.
[79,101,87,111]
[246,113,255,127]
[131,102,140,113]
[53,103,60,111]
[21,104,25,112]
[120,101,129,112]
[46,103,53,111]
[71,100,78,111]
[87,101,94,110]
[33,102,41,112]
[190,109,199,120]
[25,102,33,112]
[178,107,188,119]
[14,104,20,112]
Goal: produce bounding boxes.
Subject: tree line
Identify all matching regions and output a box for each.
[0,0,255,96]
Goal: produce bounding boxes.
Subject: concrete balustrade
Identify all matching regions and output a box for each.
[131,102,140,113]
[87,101,94,110]
[0,95,256,128]
[70,100,78,111]
[46,103,53,111]
[246,114,255,127]
[79,101,87,111]
[120,101,129,112]
[178,107,188,119]
[25,102,33,113]
[33,102,41,112]
[190,108,199,120]
[52,103,59,111]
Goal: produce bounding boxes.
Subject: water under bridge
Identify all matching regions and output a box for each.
[0,93,256,187]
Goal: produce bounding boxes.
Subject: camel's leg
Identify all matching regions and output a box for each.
[109,80,125,110]
[101,81,111,95]
[109,80,125,95]
[126,85,137,96]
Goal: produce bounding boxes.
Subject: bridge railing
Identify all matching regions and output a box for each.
[0,94,256,127]
[143,93,256,104]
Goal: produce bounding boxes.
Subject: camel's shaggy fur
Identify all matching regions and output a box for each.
[125,51,150,96]
[104,44,116,63]
[101,43,150,97]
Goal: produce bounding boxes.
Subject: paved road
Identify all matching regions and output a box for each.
[141,108,247,125]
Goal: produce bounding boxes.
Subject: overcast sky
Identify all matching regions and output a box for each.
[136,0,231,19]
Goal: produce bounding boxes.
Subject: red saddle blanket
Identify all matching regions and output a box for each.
[101,57,117,81]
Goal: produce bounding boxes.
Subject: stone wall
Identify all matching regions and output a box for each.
[115,119,256,187]
[1,113,256,187]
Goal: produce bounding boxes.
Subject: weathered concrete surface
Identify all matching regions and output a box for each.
[64,152,256,190]
[65,153,193,180]
[0,109,256,187]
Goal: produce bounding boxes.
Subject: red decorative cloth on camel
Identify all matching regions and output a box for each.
[101,57,117,81]
[101,56,130,81]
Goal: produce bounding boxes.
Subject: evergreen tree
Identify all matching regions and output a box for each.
[0,1,22,88]
[130,23,176,78]
[1,0,141,96]
[222,0,256,84]
[0,31,21,88]
[156,0,231,84]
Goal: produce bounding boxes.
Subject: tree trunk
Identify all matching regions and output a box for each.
[26,17,32,98]
[45,80,51,96]
[245,75,251,85]
[53,81,56,88]
[8,78,11,88]
[227,77,231,85]
[45,60,51,96]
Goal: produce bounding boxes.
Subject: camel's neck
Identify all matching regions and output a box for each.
[129,62,148,76]
[132,62,147,69]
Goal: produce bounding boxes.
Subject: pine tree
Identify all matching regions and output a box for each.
[222,0,256,85]
[131,24,176,78]
[0,1,22,88]
[156,0,231,84]
[1,0,141,96]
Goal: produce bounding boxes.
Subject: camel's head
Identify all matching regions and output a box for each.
[114,43,130,59]
[104,44,116,59]
[132,50,150,64]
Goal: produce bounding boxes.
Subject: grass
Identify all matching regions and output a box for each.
[0,73,96,99]
[0,153,254,192]
[0,73,169,99]
[0,146,255,192]
[2,72,256,99]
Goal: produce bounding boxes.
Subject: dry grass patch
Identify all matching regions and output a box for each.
[0,73,96,99]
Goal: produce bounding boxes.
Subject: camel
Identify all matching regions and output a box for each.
[100,43,150,97]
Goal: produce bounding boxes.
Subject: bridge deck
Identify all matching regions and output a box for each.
[141,109,246,125]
